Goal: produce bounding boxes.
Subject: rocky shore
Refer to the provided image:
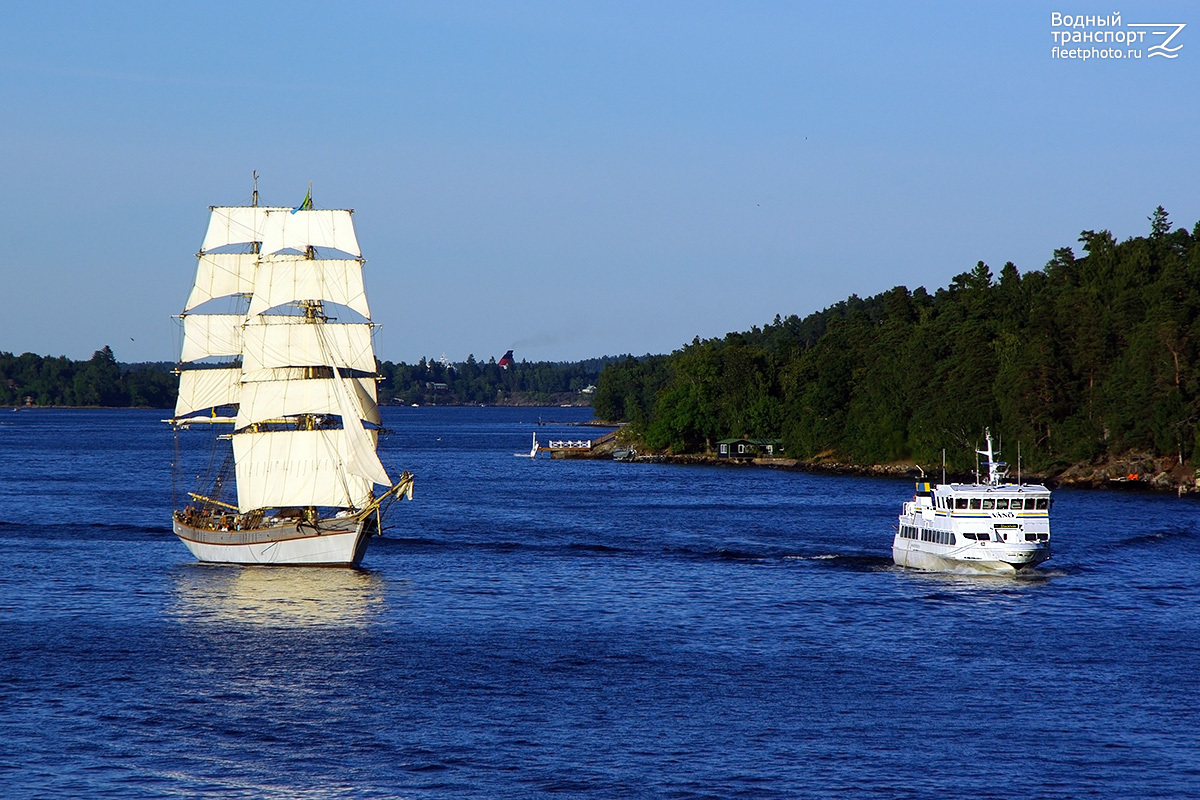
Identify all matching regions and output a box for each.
[572,432,1200,494]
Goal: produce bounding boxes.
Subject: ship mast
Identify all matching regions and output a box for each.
[976,429,1007,486]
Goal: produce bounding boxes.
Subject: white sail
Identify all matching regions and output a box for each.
[236,377,380,429]
[332,367,391,487]
[175,367,241,417]
[233,429,376,513]
[260,209,361,257]
[185,253,259,312]
[180,314,244,363]
[247,256,370,318]
[200,206,289,253]
[241,318,375,373]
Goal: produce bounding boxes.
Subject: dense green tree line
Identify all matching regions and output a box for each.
[0,346,617,409]
[0,347,176,407]
[594,208,1200,473]
[378,355,618,405]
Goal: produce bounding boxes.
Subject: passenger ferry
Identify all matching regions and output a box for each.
[894,431,1051,574]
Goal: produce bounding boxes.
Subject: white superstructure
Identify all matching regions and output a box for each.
[169,184,413,566]
[893,431,1051,574]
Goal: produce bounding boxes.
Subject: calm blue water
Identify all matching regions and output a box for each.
[2,407,1199,799]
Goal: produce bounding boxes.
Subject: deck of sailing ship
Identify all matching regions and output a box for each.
[168,187,412,566]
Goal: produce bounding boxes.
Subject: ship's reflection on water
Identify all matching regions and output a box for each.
[168,565,387,627]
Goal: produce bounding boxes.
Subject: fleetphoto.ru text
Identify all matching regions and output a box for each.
[1050,11,1185,60]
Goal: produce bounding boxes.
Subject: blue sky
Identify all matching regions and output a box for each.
[2,2,1197,365]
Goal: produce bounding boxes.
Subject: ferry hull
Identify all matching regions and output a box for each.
[892,540,1050,574]
[172,516,376,567]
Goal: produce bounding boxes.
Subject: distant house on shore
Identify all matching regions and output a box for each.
[716,438,784,460]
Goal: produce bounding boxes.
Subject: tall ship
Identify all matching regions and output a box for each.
[893,431,1051,574]
[169,185,413,566]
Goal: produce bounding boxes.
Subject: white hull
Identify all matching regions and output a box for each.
[892,539,1049,574]
[173,517,375,567]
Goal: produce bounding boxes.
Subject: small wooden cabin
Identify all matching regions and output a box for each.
[716,438,784,460]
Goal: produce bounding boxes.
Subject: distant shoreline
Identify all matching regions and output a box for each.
[568,436,1200,495]
[7,402,599,412]
[14,405,1195,494]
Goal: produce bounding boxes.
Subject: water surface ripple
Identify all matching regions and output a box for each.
[1,407,1198,798]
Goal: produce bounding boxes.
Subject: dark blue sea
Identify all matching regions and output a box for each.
[2,407,1199,799]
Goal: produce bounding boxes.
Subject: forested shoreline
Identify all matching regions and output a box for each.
[0,347,176,408]
[377,356,613,406]
[11,207,1200,488]
[593,208,1200,482]
[0,347,614,409]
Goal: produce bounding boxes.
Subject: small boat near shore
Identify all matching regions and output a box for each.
[893,431,1051,574]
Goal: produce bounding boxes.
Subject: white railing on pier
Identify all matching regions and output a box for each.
[546,439,591,450]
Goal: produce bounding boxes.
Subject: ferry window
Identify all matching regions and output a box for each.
[948,533,956,545]
[955,498,968,509]
[995,499,1008,510]
[1010,499,1023,510]
[982,499,995,510]
[1035,499,1048,510]
[969,499,981,510]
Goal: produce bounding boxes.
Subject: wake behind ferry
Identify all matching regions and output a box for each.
[893,431,1051,574]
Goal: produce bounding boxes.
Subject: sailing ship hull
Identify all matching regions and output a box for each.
[172,515,377,567]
